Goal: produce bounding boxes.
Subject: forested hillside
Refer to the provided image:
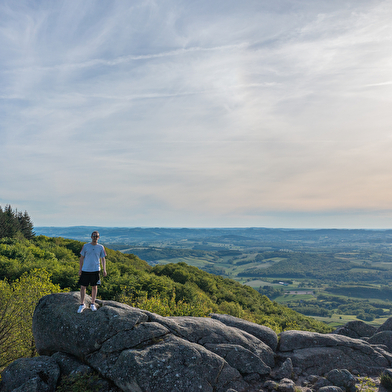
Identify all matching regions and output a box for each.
[0,234,332,368]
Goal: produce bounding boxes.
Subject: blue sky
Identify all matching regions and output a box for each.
[1,0,392,228]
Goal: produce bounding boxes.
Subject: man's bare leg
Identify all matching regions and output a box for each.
[80,286,86,305]
[91,285,97,304]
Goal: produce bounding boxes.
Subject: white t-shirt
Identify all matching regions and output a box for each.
[80,243,106,272]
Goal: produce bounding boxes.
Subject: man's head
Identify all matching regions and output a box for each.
[91,231,100,242]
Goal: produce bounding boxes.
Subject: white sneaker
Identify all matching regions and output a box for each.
[77,304,86,313]
[90,304,97,311]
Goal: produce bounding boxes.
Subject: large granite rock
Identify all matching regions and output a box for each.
[145,312,275,368]
[368,331,392,352]
[103,334,246,392]
[2,292,392,392]
[271,358,293,380]
[33,293,151,359]
[377,317,392,333]
[0,356,60,392]
[31,292,275,392]
[278,330,392,375]
[51,352,93,377]
[209,313,278,351]
[333,320,377,339]
[325,369,356,392]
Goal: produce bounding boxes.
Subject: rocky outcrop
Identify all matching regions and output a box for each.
[368,331,392,352]
[0,352,121,392]
[0,356,60,392]
[325,369,356,392]
[209,313,278,351]
[271,358,293,380]
[332,320,377,339]
[377,317,392,333]
[2,293,392,392]
[31,292,274,392]
[278,329,392,375]
[51,352,94,378]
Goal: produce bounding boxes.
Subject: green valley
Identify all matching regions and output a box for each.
[35,226,392,327]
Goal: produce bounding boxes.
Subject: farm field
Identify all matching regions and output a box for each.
[311,314,390,328]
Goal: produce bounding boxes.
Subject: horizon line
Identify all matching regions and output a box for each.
[34,226,392,231]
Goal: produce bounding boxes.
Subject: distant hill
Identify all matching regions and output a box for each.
[35,226,392,249]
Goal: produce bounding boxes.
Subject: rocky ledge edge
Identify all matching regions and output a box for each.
[1,292,392,392]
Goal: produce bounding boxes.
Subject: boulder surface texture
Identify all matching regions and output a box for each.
[0,356,60,392]
[278,329,392,375]
[332,320,377,339]
[32,292,275,392]
[3,293,391,392]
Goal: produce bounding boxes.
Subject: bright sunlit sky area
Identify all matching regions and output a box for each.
[2,0,392,228]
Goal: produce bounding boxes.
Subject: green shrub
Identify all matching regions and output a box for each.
[381,372,392,392]
[358,376,377,392]
[56,373,103,392]
[118,289,214,317]
[0,268,64,368]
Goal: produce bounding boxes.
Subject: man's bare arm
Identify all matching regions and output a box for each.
[101,257,107,277]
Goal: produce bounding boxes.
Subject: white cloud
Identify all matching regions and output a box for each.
[1,0,392,227]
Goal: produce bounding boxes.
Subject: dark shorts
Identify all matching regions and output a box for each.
[78,271,101,287]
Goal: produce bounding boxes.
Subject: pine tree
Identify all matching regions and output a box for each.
[2,205,17,239]
[0,205,35,240]
[17,211,35,240]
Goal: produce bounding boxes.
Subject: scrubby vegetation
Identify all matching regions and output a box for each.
[0,268,63,367]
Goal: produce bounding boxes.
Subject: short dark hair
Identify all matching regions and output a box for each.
[91,231,99,237]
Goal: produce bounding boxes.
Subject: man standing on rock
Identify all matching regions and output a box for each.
[77,230,107,313]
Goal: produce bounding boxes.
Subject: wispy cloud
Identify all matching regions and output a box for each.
[363,81,392,87]
[1,0,392,228]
